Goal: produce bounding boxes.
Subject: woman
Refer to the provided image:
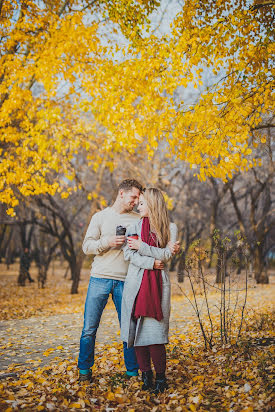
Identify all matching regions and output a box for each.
[121,188,178,394]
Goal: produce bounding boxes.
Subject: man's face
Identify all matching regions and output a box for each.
[120,187,140,212]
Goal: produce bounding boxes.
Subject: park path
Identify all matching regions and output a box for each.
[0,298,195,377]
[1,282,274,379]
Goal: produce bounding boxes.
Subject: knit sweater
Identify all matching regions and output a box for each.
[82,207,140,281]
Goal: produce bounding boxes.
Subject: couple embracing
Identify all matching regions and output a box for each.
[78,179,179,394]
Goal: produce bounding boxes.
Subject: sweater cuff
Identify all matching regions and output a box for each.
[99,237,110,252]
[148,256,155,270]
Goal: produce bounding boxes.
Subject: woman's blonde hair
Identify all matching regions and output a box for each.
[143,188,170,248]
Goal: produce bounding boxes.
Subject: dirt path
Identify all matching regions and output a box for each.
[1,283,274,379]
[0,298,197,377]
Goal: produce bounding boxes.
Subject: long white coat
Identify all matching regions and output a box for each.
[120,219,178,347]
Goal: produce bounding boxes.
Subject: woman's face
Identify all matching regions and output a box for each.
[137,194,149,217]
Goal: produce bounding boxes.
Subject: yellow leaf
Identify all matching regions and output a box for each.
[115,394,129,404]
[70,403,81,408]
[106,391,115,401]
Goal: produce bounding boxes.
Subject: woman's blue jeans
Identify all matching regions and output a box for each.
[78,276,139,374]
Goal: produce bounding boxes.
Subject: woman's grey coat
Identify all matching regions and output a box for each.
[121,219,178,347]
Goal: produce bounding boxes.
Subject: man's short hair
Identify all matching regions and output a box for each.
[118,179,143,193]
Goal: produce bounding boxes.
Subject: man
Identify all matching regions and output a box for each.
[78,179,179,382]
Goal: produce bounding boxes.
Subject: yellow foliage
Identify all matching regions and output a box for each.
[0,0,160,211]
[86,0,273,182]
[0,0,273,211]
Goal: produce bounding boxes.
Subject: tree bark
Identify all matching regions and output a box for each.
[236,249,244,274]
[254,246,269,284]
[169,254,179,272]
[70,253,84,294]
[177,251,186,283]
[215,243,225,283]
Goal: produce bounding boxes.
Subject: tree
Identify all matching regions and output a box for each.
[29,150,110,293]
[207,178,230,268]
[228,126,274,283]
[88,0,273,181]
[229,174,274,284]
[1,1,274,215]
[32,231,59,289]
[0,0,160,214]
[32,192,88,294]
[0,204,15,265]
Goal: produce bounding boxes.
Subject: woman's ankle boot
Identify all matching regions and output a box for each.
[154,373,168,394]
[141,370,153,390]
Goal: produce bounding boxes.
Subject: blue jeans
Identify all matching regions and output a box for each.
[78,277,139,373]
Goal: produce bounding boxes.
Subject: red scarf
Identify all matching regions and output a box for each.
[133,217,163,321]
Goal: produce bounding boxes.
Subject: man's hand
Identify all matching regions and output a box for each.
[108,235,126,248]
[154,260,164,270]
[127,237,142,250]
[168,241,180,255]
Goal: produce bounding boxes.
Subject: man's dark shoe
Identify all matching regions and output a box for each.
[78,370,93,383]
[141,370,153,391]
[153,373,168,394]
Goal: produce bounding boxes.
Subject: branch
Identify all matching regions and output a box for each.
[251,123,275,131]
[229,183,247,240]
[250,2,275,11]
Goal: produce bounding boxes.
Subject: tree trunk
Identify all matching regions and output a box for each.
[38,267,47,289]
[4,226,14,269]
[169,254,179,272]
[215,245,225,283]
[254,247,269,284]
[208,236,215,269]
[177,251,186,283]
[17,267,27,286]
[236,249,243,274]
[0,224,7,262]
[70,252,84,294]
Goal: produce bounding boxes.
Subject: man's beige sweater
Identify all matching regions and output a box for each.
[82,207,140,281]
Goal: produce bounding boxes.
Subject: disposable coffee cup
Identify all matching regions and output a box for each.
[128,234,139,240]
[116,225,126,236]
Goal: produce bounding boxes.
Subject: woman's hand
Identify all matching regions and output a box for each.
[153,260,164,270]
[127,237,142,250]
[168,241,180,255]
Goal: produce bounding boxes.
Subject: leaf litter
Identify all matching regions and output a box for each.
[0,267,274,411]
